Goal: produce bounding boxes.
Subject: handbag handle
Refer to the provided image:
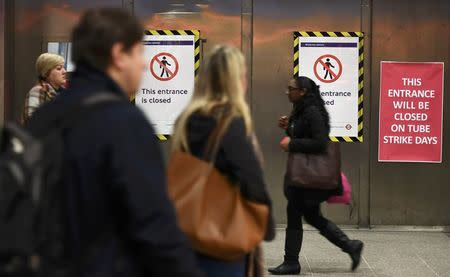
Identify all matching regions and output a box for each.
[203,115,231,164]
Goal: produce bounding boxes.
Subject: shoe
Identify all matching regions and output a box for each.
[347,240,364,271]
[268,261,301,275]
[319,222,364,271]
[268,229,302,275]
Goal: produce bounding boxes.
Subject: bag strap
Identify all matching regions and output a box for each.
[57,92,124,131]
[52,92,124,275]
[203,115,231,164]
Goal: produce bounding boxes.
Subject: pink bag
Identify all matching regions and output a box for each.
[327,172,351,205]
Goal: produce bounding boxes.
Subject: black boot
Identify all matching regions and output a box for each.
[346,240,364,271]
[319,222,364,271]
[268,229,302,275]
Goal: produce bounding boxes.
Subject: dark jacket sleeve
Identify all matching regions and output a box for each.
[110,108,201,277]
[289,106,329,154]
[221,118,276,241]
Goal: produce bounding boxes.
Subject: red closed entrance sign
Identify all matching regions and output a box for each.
[378,62,444,163]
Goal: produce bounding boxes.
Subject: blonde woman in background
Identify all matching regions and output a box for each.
[171,45,275,277]
[22,53,66,123]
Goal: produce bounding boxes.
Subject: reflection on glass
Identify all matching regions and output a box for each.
[47,42,75,72]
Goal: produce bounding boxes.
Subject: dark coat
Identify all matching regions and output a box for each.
[186,113,276,242]
[27,64,202,277]
[285,95,342,202]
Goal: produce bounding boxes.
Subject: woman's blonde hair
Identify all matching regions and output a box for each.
[171,45,253,153]
[36,53,65,80]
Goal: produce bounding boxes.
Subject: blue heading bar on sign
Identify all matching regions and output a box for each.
[143,41,193,46]
[301,42,357,48]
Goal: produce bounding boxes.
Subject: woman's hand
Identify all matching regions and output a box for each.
[279,136,291,152]
[278,116,289,130]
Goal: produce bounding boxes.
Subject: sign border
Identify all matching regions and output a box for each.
[135,30,201,141]
[378,61,445,163]
[293,31,364,143]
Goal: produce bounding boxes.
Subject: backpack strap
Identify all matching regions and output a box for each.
[40,92,125,275]
[57,92,124,131]
[56,92,125,273]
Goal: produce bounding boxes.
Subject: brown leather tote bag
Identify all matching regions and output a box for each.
[286,142,341,189]
[167,118,269,261]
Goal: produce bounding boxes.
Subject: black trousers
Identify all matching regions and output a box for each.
[285,186,352,257]
[286,198,330,231]
[283,185,353,263]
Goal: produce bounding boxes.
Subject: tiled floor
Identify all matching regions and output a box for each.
[263,228,450,277]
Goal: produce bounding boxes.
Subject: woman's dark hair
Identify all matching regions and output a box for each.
[294,76,330,130]
[71,8,143,71]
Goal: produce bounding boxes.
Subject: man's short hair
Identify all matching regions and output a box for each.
[71,8,143,71]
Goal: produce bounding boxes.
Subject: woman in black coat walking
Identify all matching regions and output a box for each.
[268,76,364,275]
